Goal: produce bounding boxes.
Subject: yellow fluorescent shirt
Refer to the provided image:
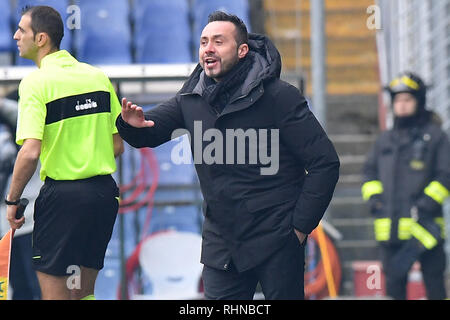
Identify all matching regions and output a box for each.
[16,50,121,181]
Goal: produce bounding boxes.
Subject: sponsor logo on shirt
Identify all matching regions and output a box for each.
[75,99,98,111]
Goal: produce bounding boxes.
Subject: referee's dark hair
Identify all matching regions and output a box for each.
[207,11,248,47]
[21,5,64,50]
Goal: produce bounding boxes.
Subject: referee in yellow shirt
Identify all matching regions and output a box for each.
[5,6,124,300]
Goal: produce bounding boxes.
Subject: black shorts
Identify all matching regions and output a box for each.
[32,175,119,276]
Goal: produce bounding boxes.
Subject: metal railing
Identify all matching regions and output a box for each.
[377,0,450,134]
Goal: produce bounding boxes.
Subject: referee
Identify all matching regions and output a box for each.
[5,6,123,300]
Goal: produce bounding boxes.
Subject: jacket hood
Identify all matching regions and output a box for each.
[180,33,282,96]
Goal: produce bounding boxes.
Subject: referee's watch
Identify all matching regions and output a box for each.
[5,198,20,205]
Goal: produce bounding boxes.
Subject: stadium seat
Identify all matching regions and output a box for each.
[116,144,143,188]
[14,0,73,65]
[134,231,203,299]
[153,136,196,186]
[95,257,121,300]
[148,205,201,234]
[132,0,192,63]
[135,32,192,64]
[192,0,251,53]
[0,0,12,52]
[73,0,132,64]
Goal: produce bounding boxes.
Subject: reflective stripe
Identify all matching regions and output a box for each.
[374,217,445,243]
[398,218,413,240]
[389,76,420,90]
[374,218,391,241]
[410,221,438,250]
[362,180,384,201]
[424,181,449,205]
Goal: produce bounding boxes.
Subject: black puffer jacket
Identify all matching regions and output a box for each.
[117,34,340,272]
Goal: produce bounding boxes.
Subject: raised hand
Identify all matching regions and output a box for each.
[121,97,155,128]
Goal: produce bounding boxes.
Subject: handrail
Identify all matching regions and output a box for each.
[0,63,197,85]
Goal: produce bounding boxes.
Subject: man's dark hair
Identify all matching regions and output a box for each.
[22,5,64,50]
[207,11,248,46]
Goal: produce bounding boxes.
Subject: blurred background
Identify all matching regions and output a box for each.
[0,0,449,300]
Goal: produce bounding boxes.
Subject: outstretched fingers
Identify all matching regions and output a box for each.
[121,97,155,128]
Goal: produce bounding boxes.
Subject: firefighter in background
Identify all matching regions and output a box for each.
[362,72,449,300]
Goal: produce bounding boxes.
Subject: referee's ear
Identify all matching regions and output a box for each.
[35,32,51,49]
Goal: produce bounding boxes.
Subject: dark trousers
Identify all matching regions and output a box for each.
[202,231,305,300]
[381,242,447,300]
[10,233,41,300]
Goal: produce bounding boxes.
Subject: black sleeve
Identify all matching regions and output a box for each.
[360,138,384,215]
[274,84,340,234]
[415,130,450,213]
[362,138,380,183]
[116,95,185,148]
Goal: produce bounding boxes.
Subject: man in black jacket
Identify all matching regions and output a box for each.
[116,11,340,299]
[362,72,449,300]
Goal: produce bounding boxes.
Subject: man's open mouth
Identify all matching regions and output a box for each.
[205,57,218,68]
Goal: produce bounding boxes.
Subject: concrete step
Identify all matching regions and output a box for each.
[335,175,365,190]
[310,64,378,84]
[327,196,370,219]
[339,155,366,176]
[285,53,378,69]
[330,134,376,155]
[335,240,379,262]
[272,36,379,95]
[274,35,377,57]
[265,8,378,39]
[333,179,363,192]
[322,82,380,96]
[326,95,380,135]
[326,94,380,110]
[331,218,375,241]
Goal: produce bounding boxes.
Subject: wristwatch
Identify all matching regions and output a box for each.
[4,198,20,205]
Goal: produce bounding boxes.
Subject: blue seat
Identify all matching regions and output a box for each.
[0,0,12,52]
[73,0,132,64]
[76,33,132,65]
[117,144,146,189]
[153,137,196,186]
[16,0,70,19]
[132,0,190,34]
[95,257,121,300]
[149,205,201,234]
[132,0,192,63]
[192,0,251,52]
[135,31,192,64]
[14,0,72,65]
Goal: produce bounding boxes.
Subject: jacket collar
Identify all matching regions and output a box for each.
[40,50,77,69]
[180,33,282,100]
